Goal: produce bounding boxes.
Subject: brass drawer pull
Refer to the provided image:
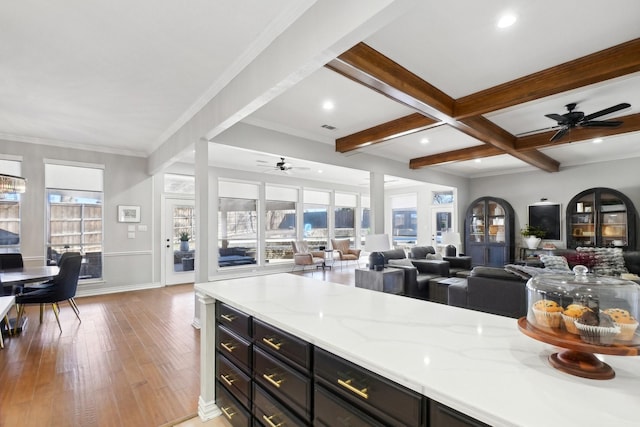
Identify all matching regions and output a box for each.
[337,378,369,399]
[221,406,236,419]
[220,374,235,386]
[262,336,282,351]
[220,314,236,322]
[262,414,284,427]
[220,342,236,353]
[262,373,283,388]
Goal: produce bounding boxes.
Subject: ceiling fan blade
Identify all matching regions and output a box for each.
[582,103,630,121]
[516,125,560,137]
[545,113,569,124]
[550,127,569,142]
[580,120,623,128]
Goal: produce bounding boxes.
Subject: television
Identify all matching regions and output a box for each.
[528,203,561,240]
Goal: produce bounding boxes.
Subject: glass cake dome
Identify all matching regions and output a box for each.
[526,265,640,344]
[520,265,640,379]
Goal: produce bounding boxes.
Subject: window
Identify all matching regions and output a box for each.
[360,195,370,246]
[218,197,257,268]
[433,191,454,205]
[265,200,296,264]
[45,163,103,279]
[334,192,356,244]
[391,194,417,249]
[303,205,328,249]
[0,159,22,253]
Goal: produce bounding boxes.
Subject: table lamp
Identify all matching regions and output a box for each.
[365,234,390,270]
[442,231,461,257]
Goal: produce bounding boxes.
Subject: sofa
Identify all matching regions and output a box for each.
[409,245,473,277]
[381,248,449,300]
[448,249,640,318]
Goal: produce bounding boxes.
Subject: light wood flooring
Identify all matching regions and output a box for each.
[0,267,355,427]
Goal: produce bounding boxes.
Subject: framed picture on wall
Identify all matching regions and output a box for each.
[118,205,141,223]
[528,203,561,240]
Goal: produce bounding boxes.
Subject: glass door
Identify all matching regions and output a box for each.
[164,198,195,285]
[469,201,486,243]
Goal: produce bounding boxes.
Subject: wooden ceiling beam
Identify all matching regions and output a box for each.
[326,42,455,122]
[454,38,640,120]
[410,145,503,169]
[335,113,441,153]
[515,113,640,151]
[329,43,557,171]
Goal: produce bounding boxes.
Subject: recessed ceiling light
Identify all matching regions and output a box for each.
[317,169,323,174]
[592,138,604,144]
[497,13,517,29]
[322,100,334,110]
[474,159,482,163]
[420,138,429,144]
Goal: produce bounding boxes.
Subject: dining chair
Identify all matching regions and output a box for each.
[15,253,82,333]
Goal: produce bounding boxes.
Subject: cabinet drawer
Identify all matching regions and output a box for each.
[429,400,490,427]
[216,353,251,409]
[314,384,384,427]
[216,381,251,427]
[314,347,424,427]
[217,324,251,373]
[217,301,251,339]
[253,347,311,421]
[253,383,306,427]
[254,317,311,371]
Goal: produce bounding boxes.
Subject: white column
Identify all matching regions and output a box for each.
[370,171,385,234]
[193,138,209,329]
[197,291,220,420]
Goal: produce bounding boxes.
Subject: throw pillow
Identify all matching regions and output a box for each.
[426,253,443,260]
[539,255,571,272]
[576,247,628,276]
[388,258,415,267]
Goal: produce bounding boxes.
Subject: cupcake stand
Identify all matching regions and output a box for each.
[518,266,640,380]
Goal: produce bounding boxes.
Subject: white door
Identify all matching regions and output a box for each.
[164,198,196,285]
[431,207,453,253]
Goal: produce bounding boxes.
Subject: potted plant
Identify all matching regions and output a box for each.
[179,231,190,251]
[520,224,546,249]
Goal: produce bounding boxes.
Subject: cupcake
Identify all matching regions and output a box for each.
[532,300,563,329]
[603,308,639,341]
[575,311,620,345]
[561,304,591,334]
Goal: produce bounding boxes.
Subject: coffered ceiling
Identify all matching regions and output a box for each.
[2,1,640,179]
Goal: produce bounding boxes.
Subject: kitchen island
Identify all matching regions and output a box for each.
[195,273,640,426]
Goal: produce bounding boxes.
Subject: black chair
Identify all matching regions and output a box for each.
[15,253,82,333]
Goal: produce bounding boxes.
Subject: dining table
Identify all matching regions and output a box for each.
[1,266,59,335]
[1,265,59,287]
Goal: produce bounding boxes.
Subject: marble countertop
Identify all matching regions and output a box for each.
[195,273,640,427]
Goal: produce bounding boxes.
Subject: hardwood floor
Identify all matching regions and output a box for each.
[0,267,355,427]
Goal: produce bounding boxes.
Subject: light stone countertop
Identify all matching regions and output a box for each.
[195,273,640,427]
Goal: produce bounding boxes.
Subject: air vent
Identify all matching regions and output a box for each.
[321,124,336,130]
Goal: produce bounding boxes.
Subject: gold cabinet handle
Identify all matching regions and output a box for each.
[262,336,282,351]
[337,378,368,399]
[220,374,234,386]
[262,414,284,427]
[220,342,236,353]
[221,406,236,419]
[262,373,283,388]
[220,314,236,322]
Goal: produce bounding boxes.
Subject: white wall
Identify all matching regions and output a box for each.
[469,157,640,248]
[1,139,155,295]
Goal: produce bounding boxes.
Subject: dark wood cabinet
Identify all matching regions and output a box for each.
[464,197,515,267]
[429,400,490,427]
[566,187,637,250]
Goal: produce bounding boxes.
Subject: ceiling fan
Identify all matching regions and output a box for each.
[256,157,310,174]
[544,102,631,142]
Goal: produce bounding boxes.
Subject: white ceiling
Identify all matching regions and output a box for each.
[2,0,639,180]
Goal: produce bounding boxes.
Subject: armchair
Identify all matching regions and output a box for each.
[291,241,325,271]
[331,239,361,269]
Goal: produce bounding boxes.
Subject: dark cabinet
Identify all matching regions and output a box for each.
[566,187,637,250]
[464,197,515,267]
[429,400,490,427]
